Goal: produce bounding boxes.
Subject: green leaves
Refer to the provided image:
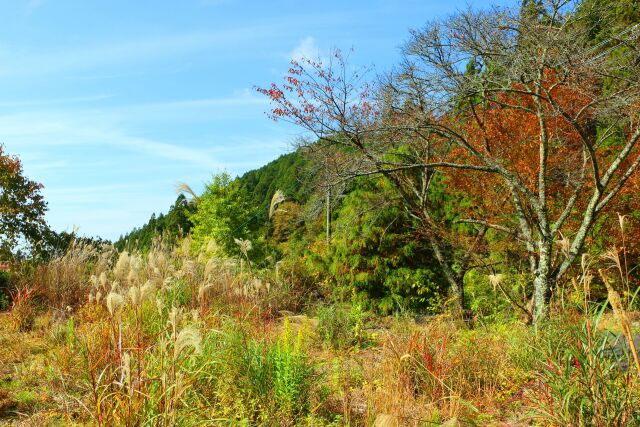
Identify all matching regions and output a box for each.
[0,145,47,256]
[189,172,260,257]
[318,177,449,313]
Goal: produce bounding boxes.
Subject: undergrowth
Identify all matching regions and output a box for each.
[0,239,638,426]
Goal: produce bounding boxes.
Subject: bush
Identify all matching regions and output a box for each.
[196,318,316,423]
[0,271,10,310]
[9,286,36,331]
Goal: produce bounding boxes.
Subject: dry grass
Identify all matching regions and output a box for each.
[0,238,638,425]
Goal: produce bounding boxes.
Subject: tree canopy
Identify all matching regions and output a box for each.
[0,144,48,257]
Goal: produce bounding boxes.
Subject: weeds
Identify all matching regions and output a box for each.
[1,237,638,425]
[317,301,368,350]
[527,311,640,426]
[9,285,36,331]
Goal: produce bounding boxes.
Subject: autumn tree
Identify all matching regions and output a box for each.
[258,51,489,318]
[390,0,640,323]
[259,0,640,324]
[0,144,48,256]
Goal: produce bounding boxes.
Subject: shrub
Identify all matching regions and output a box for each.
[9,286,36,331]
[366,319,534,424]
[26,241,113,310]
[0,271,11,310]
[195,318,316,423]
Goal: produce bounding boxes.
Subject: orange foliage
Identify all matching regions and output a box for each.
[441,74,640,257]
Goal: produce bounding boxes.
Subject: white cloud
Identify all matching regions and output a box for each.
[289,36,320,62]
[0,112,222,169]
[0,94,113,109]
[0,90,294,240]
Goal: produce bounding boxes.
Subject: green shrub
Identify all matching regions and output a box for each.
[196,319,316,423]
[465,270,528,322]
[0,271,11,310]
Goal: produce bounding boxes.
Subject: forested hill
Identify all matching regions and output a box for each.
[115,150,310,251]
[237,151,312,209]
[114,194,194,252]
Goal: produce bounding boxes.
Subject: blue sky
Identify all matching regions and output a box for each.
[1,0,516,240]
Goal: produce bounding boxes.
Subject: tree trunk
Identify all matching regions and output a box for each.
[325,187,331,246]
[533,240,554,325]
[533,275,550,324]
[425,232,468,319]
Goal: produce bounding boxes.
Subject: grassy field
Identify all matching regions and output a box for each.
[0,241,638,426]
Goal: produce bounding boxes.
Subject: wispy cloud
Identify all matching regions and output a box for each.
[0,94,114,109]
[0,112,222,169]
[289,36,320,62]
[0,26,272,77]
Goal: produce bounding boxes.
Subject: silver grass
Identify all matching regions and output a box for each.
[106,291,125,316]
[127,268,137,285]
[206,239,219,253]
[269,189,286,219]
[174,325,202,357]
[204,258,217,279]
[234,238,252,258]
[556,232,571,257]
[198,283,215,301]
[128,285,141,306]
[618,213,627,232]
[176,182,200,205]
[120,352,131,389]
[581,253,590,271]
[140,280,155,302]
[181,237,192,255]
[155,297,165,314]
[129,255,142,272]
[168,306,183,334]
[488,274,505,291]
[115,251,130,276]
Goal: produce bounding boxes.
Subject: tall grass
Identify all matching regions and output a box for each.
[525,227,640,427]
[526,309,640,426]
[2,233,638,425]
